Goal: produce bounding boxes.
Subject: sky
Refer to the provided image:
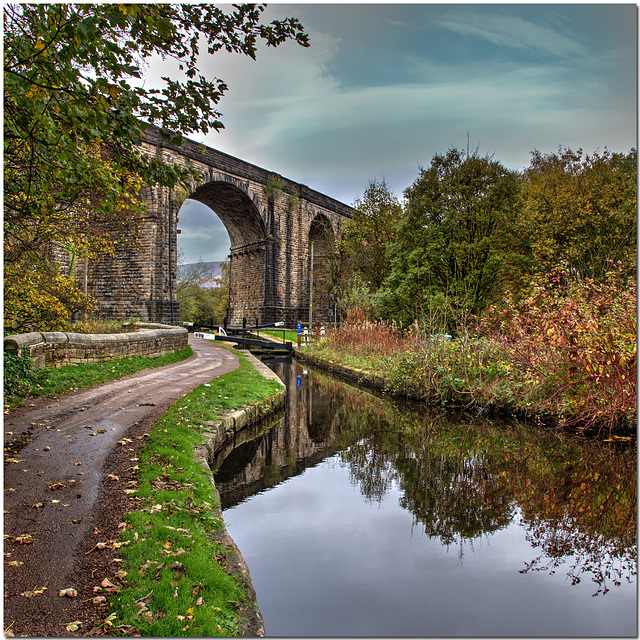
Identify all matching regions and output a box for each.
[158,3,638,264]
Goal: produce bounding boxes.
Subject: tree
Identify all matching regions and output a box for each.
[522,147,636,281]
[178,256,229,326]
[4,3,308,331]
[176,251,216,293]
[333,179,402,319]
[341,179,402,291]
[380,148,524,329]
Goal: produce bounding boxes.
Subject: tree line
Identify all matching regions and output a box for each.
[176,256,229,327]
[335,145,636,333]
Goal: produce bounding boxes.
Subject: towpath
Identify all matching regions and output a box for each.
[3,335,238,636]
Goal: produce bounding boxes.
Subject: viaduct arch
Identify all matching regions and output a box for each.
[84,125,352,327]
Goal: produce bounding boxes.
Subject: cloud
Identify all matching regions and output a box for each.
[140,4,636,208]
[429,11,587,58]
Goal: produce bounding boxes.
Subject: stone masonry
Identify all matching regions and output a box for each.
[84,125,353,327]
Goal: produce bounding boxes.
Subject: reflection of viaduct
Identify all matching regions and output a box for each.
[85,126,352,327]
[215,361,347,508]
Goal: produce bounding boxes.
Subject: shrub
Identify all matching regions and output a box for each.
[3,351,36,397]
[68,318,130,334]
[481,264,637,433]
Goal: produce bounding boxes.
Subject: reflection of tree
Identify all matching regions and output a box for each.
[511,440,637,595]
[396,452,514,546]
[221,363,636,594]
[308,369,636,593]
[342,433,397,504]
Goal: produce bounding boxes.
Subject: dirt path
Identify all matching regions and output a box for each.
[3,336,239,636]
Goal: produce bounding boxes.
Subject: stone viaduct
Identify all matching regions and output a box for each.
[82,125,352,327]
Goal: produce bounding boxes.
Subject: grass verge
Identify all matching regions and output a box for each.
[99,348,283,636]
[4,347,194,411]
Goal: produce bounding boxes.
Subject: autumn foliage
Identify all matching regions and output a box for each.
[480,264,637,433]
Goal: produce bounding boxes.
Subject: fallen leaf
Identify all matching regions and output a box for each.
[7,561,23,567]
[63,621,82,632]
[107,474,119,482]
[5,458,23,464]
[59,588,78,598]
[102,613,117,628]
[93,596,107,605]
[13,534,34,544]
[21,585,47,597]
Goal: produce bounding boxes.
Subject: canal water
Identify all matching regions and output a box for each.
[215,359,637,637]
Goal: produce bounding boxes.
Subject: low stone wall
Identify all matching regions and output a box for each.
[3,323,188,370]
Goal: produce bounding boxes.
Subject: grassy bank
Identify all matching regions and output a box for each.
[304,286,636,439]
[99,348,283,636]
[3,347,194,411]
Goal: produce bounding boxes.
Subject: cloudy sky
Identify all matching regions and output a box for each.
[165,3,637,263]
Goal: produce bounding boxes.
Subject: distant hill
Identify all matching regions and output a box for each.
[180,260,225,288]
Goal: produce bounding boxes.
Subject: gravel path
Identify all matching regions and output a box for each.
[3,336,239,636]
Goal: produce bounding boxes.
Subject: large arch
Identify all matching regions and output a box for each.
[189,174,267,248]
[189,175,270,326]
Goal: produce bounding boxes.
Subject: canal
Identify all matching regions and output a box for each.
[214,358,637,637]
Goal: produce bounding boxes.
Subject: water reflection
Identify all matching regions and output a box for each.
[215,359,636,597]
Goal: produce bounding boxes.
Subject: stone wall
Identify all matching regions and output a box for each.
[3,323,188,370]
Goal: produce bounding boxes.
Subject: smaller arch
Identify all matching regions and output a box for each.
[308,212,338,325]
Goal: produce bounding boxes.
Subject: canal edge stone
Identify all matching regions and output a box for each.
[192,351,286,637]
